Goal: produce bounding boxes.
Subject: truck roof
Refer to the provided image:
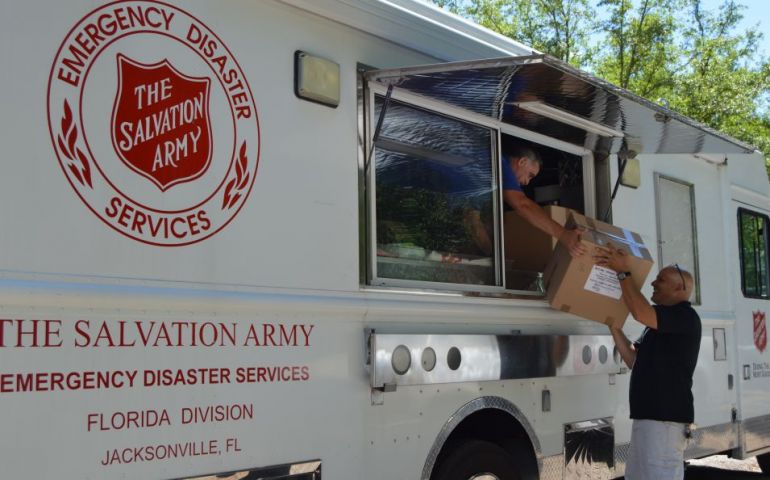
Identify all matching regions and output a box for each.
[285,0,759,156]
[278,0,537,60]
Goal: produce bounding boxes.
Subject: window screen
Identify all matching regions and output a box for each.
[655,174,700,303]
[738,208,770,298]
[372,96,498,286]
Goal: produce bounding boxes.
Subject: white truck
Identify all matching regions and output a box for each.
[1,0,769,479]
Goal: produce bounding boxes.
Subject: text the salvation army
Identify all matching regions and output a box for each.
[117,77,205,173]
[0,319,314,348]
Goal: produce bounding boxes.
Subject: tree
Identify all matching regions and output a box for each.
[433,0,597,68]
[669,0,770,161]
[431,0,770,173]
[593,0,682,99]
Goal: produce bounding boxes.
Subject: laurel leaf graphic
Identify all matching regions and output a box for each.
[222,142,250,210]
[57,135,72,160]
[228,192,241,209]
[238,171,250,190]
[235,154,244,180]
[68,163,84,185]
[239,142,247,166]
[61,101,72,139]
[66,125,77,156]
[222,178,237,209]
[76,148,92,188]
[225,177,236,197]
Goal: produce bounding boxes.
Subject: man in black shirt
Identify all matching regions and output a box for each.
[596,245,701,480]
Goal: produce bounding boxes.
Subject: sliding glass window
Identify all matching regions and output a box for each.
[371,96,499,287]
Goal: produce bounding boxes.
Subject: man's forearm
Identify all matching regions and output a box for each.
[610,327,636,368]
[507,194,564,239]
[619,280,657,329]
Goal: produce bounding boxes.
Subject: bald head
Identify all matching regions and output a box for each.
[650,265,694,305]
[667,265,693,296]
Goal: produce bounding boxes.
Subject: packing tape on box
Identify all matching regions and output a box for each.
[583,218,645,257]
[604,229,644,257]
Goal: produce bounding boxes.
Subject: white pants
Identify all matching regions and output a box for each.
[625,419,687,480]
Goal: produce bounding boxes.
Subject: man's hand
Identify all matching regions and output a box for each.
[598,243,658,329]
[558,228,587,257]
[594,243,631,273]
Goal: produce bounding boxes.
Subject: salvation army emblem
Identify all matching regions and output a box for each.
[112,55,212,191]
[754,311,767,354]
[47,1,260,246]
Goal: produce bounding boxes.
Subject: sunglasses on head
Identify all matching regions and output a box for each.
[673,263,686,287]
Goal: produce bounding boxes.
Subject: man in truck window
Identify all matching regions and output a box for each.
[466,144,586,258]
[596,247,701,480]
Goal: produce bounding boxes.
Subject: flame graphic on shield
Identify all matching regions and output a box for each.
[112,54,212,191]
[754,310,767,354]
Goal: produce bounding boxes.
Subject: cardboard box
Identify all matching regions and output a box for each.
[543,212,654,328]
[504,205,570,272]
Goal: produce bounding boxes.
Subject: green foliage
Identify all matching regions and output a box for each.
[435,0,598,67]
[669,1,770,170]
[594,0,682,99]
[376,185,479,253]
[430,0,770,175]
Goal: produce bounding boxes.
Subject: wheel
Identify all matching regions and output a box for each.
[758,451,770,474]
[432,439,522,480]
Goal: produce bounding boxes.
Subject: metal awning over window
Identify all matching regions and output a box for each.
[366,54,755,156]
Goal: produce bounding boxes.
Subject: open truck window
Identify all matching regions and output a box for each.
[365,90,589,293]
[357,53,743,295]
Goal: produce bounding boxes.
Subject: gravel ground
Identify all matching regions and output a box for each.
[687,455,762,473]
[683,455,769,479]
[617,455,768,479]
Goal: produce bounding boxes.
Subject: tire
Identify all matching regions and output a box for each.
[758,451,770,474]
[432,439,522,480]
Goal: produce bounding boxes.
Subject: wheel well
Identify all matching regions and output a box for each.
[431,408,539,480]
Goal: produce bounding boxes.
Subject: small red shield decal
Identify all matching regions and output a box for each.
[112,54,212,191]
[754,310,767,354]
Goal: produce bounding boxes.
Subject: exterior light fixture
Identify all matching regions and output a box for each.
[619,148,640,188]
[294,50,340,108]
[511,101,624,138]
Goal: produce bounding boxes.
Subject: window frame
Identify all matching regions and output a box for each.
[366,87,502,292]
[361,80,596,294]
[653,173,701,304]
[737,207,770,300]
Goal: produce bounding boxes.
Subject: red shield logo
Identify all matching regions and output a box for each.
[112,54,212,191]
[754,311,767,354]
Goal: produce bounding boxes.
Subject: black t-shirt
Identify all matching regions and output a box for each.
[629,301,702,423]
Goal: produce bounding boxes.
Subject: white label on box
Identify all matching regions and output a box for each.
[584,265,623,299]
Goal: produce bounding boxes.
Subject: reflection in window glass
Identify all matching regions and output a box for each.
[739,209,769,298]
[374,97,497,285]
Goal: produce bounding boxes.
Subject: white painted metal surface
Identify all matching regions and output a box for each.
[0,0,768,479]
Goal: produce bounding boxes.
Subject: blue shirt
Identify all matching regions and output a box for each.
[501,159,523,192]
